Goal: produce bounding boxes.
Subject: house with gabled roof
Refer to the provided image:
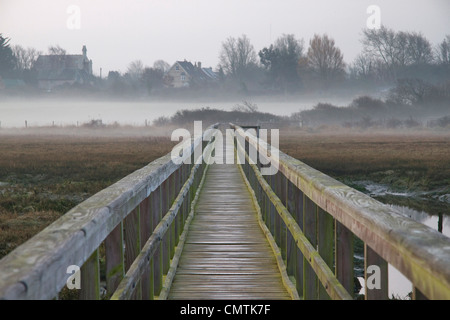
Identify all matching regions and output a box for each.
[164,60,218,88]
[34,45,94,91]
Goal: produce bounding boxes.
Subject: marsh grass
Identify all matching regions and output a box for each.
[279,128,450,191]
[0,134,175,259]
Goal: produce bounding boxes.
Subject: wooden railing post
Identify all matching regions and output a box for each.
[169,173,176,262]
[174,167,181,247]
[279,173,287,263]
[269,175,280,248]
[294,186,304,297]
[303,195,318,299]
[335,221,354,298]
[80,249,100,300]
[105,222,124,298]
[139,197,152,300]
[318,208,334,300]
[286,180,296,279]
[364,244,388,300]
[181,164,189,231]
[124,206,141,299]
[152,186,163,296]
[161,179,170,276]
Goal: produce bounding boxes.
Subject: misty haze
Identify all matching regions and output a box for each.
[0,0,449,304]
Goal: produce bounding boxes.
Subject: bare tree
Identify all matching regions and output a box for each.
[47,45,66,55]
[126,60,144,80]
[232,100,258,112]
[12,45,41,71]
[435,35,450,65]
[362,25,398,76]
[362,26,434,78]
[142,67,164,93]
[350,53,375,79]
[153,59,170,73]
[306,34,345,81]
[219,34,257,79]
[350,53,391,81]
[406,32,433,65]
[395,31,411,67]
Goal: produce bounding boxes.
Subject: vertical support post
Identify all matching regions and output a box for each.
[262,191,267,226]
[257,176,263,216]
[180,164,187,229]
[286,179,296,278]
[279,173,287,262]
[161,179,170,276]
[80,249,100,300]
[273,175,281,248]
[174,167,181,246]
[364,244,388,300]
[318,208,334,300]
[303,195,318,300]
[335,221,354,298]
[140,197,152,300]
[169,173,176,261]
[270,202,276,237]
[245,137,250,177]
[152,186,163,297]
[295,186,304,297]
[124,206,141,299]
[105,222,124,298]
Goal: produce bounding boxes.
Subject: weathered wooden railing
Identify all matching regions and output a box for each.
[0,123,219,300]
[231,123,450,300]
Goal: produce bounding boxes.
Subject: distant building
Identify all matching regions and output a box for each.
[164,60,218,88]
[34,45,93,91]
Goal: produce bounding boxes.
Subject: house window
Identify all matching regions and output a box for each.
[181,75,186,81]
[175,65,179,71]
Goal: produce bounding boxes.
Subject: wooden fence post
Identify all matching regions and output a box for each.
[364,244,388,300]
[295,186,304,297]
[335,221,354,298]
[169,173,176,261]
[124,206,141,299]
[140,197,152,300]
[80,249,100,300]
[286,179,296,279]
[303,195,318,299]
[152,186,163,296]
[279,173,287,263]
[161,179,170,276]
[105,222,124,298]
[318,208,334,300]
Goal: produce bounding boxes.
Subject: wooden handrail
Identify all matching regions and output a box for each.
[110,135,218,299]
[231,123,450,300]
[235,138,352,300]
[0,123,219,300]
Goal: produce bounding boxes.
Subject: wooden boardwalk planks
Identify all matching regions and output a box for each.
[168,163,291,300]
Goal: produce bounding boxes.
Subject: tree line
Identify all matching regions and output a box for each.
[1,25,449,97]
[216,27,449,94]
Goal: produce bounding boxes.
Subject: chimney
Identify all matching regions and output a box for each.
[82,45,87,59]
[197,61,201,69]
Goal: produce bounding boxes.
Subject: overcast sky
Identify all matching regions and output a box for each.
[1,0,449,76]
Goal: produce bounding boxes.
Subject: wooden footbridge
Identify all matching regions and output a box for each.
[0,123,449,300]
